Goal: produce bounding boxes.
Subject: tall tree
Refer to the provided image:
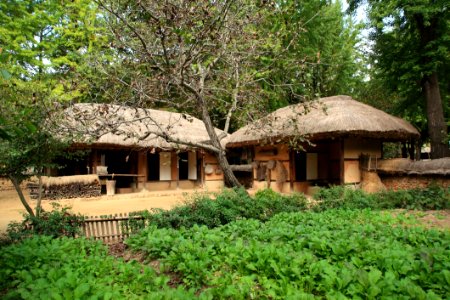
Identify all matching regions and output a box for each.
[0,0,107,215]
[274,0,363,103]
[350,0,450,158]
[0,0,108,103]
[94,0,318,187]
[0,99,68,217]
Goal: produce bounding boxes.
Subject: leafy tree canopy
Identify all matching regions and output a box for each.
[350,0,449,158]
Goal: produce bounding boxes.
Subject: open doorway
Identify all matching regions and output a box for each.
[147,152,160,181]
[178,152,189,180]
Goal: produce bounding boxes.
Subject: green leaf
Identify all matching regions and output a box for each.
[368,268,382,285]
[74,283,90,298]
[0,69,11,80]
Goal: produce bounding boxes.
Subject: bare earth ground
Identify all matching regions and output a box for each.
[389,209,450,230]
[0,188,216,233]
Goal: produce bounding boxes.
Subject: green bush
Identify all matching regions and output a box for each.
[313,184,449,211]
[130,188,307,230]
[5,203,84,243]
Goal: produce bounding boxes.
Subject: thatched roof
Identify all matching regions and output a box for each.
[226,95,420,147]
[377,158,450,176]
[60,103,224,150]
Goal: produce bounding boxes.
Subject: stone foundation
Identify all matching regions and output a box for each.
[380,174,450,191]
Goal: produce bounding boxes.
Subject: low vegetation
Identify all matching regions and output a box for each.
[1,186,449,298]
[2,209,448,299]
[127,188,308,231]
[313,184,449,211]
[0,236,194,299]
[126,210,450,298]
[3,203,84,244]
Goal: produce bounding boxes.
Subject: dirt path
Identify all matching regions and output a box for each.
[0,188,214,233]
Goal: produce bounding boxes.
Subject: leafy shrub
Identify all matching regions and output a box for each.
[130,188,307,230]
[376,184,449,210]
[5,203,84,243]
[313,185,449,211]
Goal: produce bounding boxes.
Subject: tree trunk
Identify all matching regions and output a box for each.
[10,176,35,217]
[198,98,242,187]
[36,175,43,218]
[422,72,450,158]
[414,14,449,159]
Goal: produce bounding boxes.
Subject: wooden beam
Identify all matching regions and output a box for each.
[229,164,253,172]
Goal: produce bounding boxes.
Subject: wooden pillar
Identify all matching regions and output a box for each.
[137,151,148,189]
[200,150,205,188]
[91,149,98,174]
[171,152,179,189]
[340,139,344,185]
[289,150,295,192]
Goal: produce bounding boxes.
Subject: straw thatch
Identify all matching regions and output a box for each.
[226,95,420,147]
[60,103,225,150]
[377,158,450,176]
[30,175,100,187]
[27,175,101,200]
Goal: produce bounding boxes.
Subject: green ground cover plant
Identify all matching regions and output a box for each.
[0,236,197,299]
[126,209,450,299]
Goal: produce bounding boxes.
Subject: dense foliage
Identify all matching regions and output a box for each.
[127,188,307,231]
[0,100,70,217]
[0,0,108,103]
[313,185,450,211]
[124,186,448,234]
[126,209,450,298]
[350,0,450,157]
[5,203,85,244]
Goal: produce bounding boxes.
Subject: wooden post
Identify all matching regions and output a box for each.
[340,139,344,185]
[200,150,205,188]
[106,180,116,196]
[289,150,294,192]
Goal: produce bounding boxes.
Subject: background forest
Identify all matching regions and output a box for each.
[0,0,449,156]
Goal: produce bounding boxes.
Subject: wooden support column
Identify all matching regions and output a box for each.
[171,152,179,189]
[289,150,295,192]
[137,151,148,189]
[340,139,344,185]
[200,150,205,188]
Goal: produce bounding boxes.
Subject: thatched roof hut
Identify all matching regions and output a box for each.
[226,95,420,147]
[60,103,224,150]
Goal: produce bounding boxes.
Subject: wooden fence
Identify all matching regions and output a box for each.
[81,213,146,243]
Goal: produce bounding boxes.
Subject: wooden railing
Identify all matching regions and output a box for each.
[82,213,146,243]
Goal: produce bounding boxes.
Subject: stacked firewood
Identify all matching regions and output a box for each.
[27,175,101,200]
[27,182,101,200]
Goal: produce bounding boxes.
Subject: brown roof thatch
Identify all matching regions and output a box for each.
[377,158,450,176]
[60,103,224,150]
[225,95,420,147]
[29,175,100,187]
